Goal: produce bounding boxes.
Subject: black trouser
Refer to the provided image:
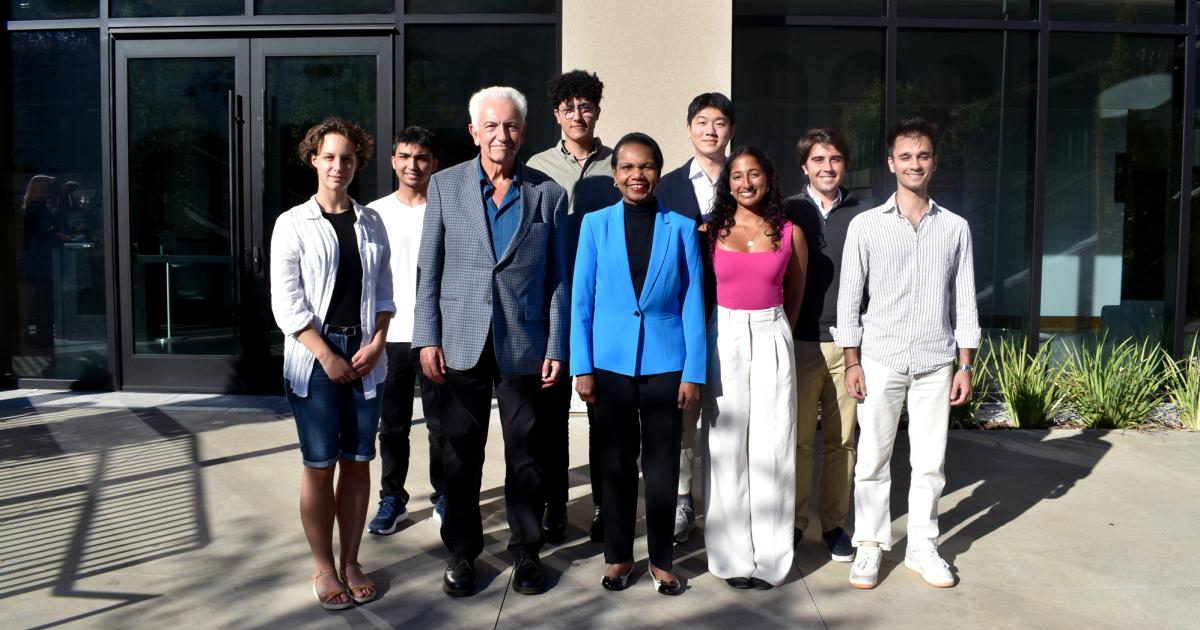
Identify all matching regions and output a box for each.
[593,368,682,570]
[379,342,444,503]
[534,377,604,509]
[439,337,547,559]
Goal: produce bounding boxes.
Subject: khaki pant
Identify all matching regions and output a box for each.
[794,340,857,533]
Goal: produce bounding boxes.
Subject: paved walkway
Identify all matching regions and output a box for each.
[1,389,1197,629]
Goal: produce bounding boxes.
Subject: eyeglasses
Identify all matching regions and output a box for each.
[557,102,596,119]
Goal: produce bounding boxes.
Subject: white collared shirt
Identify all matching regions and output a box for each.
[368,193,425,344]
[688,158,717,221]
[806,184,843,220]
[270,196,395,398]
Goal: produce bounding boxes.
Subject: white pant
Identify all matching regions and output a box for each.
[852,355,952,551]
[702,305,796,584]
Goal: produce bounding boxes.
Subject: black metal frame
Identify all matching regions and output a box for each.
[3,2,561,391]
[734,0,1199,358]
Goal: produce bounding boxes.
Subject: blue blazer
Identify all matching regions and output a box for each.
[570,199,706,384]
[656,158,703,222]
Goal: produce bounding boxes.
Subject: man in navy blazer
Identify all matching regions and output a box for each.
[413,86,569,598]
[653,91,735,544]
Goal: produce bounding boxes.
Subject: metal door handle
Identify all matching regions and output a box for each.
[253,246,262,274]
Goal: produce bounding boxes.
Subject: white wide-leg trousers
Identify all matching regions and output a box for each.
[852,354,953,551]
[703,305,797,584]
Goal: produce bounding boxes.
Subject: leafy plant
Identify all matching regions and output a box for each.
[1162,339,1200,431]
[1062,336,1165,430]
[950,343,994,429]
[992,336,1064,429]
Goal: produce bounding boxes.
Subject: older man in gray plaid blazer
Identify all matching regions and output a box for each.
[413,86,569,598]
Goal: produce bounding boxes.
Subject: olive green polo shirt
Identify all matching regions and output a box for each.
[526,138,622,265]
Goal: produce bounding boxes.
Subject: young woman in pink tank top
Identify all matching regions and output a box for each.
[700,146,808,588]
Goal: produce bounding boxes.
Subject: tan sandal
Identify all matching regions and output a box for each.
[312,568,353,610]
[340,562,378,604]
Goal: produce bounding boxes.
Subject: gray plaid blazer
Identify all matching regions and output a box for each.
[412,158,569,375]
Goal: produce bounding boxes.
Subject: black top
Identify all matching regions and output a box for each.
[322,210,363,328]
[784,188,867,342]
[624,199,657,299]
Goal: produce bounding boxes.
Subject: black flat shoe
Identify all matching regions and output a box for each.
[589,505,604,542]
[601,564,635,591]
[542,502,567,544]
[443,554,475,598]
[649,565,684,596]
[512,550,546,595]
[725,577,752,589]
[748,577,773,590]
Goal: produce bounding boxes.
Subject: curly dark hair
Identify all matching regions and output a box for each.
[297,117,374,169]
[547,69,603,107]
[708,146,788,252]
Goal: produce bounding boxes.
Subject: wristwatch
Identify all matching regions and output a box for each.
[958,363,974,373]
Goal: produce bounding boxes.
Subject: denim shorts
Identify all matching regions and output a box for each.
[285,330,383,468]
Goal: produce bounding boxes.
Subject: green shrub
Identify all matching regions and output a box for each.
[993,336,1063,429]
[1062,336,1165,430]
[950,343,994,429]
[1162,339,1200,431]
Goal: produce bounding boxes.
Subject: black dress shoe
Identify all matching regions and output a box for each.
[748,577,773,590]
[601,563,635,591]
[725,577,752,589]
[442,554,475,598]
[589,505,604,542]
[542,502,567,544]
[512,551,546,595]
[649,565,684,596]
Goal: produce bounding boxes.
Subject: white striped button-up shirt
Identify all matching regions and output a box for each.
[832,193,981,375]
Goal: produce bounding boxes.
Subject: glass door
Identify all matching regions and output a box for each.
[115,36,390,392]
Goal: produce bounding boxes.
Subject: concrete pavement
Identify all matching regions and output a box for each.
[1,388,1197,629]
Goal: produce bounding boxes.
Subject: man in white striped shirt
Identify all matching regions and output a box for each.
[832,118,980,590]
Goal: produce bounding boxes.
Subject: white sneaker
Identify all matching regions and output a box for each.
[904,542,956,588]
[849,546,882,589]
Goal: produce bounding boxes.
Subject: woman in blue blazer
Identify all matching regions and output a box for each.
[571,132,706,595]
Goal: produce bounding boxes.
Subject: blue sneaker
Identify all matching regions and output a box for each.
[432,495,445,524]
[368,496,408,535]
[823,527,854,562]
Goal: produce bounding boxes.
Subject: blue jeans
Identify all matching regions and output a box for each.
[285,330,383,468]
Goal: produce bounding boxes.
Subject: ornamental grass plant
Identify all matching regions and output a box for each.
[950,343,994,429]
[1162,338,1200,431]
[1062,336,1165,430]
[992,336,1063,429]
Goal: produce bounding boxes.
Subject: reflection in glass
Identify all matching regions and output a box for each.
[899,0,1035,19]
[257,0,391,14]
[405,25,556,167]
[1188,54,1200,352]
[111,0,242,17]
[10,0,97,19]
[127,57,238,355]
[734,0,883,17]
[733,26,885,199]
[1042,33,1182,347]
[9,30,106,381]
[897,29,1037,338]
[405,0,554,13]
[1050,0,1181,24]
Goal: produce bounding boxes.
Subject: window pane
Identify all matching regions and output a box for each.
[1042,33,1183,346]
[8,30,107,381]
[897,30,1037,339]
[899,0,1036,19]
[111,0,242,17]
[734,0,883,17]
[1188,53,1200,353]
[405,25,556,168]
[406,0,554,13]
[256,0,391,14]
[733,26,886,199]
[10,0,98,19]
[1050,0,1182,24]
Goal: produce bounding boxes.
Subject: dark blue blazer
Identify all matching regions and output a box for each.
[656,157,703,223]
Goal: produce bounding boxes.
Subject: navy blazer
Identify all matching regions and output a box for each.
[570,199,706,384]
[656,157,703,223]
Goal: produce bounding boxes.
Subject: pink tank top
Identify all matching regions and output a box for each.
[713,221,792,310]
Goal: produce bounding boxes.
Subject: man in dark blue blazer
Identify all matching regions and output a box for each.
[414,86,569,598]
[652,91,735,544]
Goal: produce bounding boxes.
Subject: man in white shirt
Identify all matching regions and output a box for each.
[656,92,735,543]
[367,126,443,535]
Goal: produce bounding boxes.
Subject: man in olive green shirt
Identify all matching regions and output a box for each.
[526,69,619,544]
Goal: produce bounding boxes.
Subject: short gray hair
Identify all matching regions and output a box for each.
[468,86,528,125]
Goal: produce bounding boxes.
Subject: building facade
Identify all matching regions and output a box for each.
[3,0,1199,392]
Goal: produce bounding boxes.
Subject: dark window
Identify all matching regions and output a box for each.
[897,29,1038,337]
[734,0,883,17]
[899,0,1036,20]
[8,30,106,381]
[405,0,554,13]
[10,0,98,19]
[1050,0,1183,24]
[733,26,886,199]
[404,24,556,168]
[111,0,242,18]
[256,0,391,14]
[1041,32,1183,346]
